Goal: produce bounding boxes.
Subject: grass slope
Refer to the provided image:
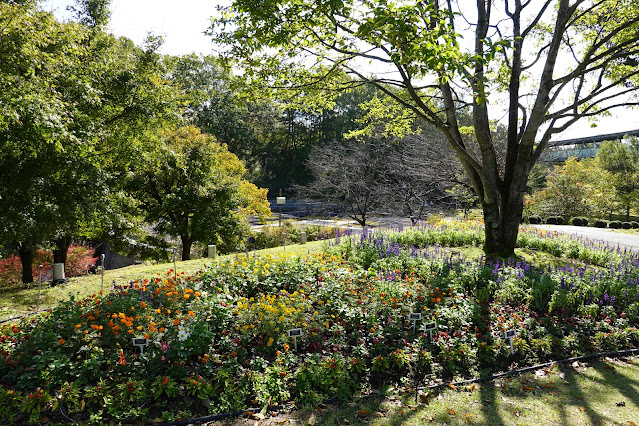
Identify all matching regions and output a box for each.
[0,240,327,321]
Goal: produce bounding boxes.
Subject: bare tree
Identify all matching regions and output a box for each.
[298,138,390,226]
[377,130,462,223]
[298,127,464,225]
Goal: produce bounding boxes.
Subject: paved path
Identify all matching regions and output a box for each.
[531,224,639,252]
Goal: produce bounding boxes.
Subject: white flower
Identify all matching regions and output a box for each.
[178,328,191,342]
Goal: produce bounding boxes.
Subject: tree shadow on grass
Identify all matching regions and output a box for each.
[287,392,419,426]
[560,362,607,426]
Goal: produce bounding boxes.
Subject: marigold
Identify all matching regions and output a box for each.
[58,338,65,345]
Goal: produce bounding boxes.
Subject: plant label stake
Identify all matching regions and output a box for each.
[172,248,177,280]
[132,337,149,354]
[409,313,422,334]
[505,329,518,355]
[424,322,437,341]
[288,328,303,351]
[37,265,43,311]
[100,254,105,292]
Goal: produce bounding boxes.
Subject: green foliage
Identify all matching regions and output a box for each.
[4,221,639,421]
[597,138,639,219]
[527,158,610,220]
[128,126,270,260]
[0,1,183,280]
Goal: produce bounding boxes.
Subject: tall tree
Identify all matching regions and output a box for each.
[596,138,639,219]
[212,0,639,257]
[128,126,270,260]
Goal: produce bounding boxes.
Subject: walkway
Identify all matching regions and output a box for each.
[531,224,639,252]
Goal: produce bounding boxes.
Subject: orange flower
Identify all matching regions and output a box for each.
[140,301,147,308]
[184,294,190,299]
[58,338,65,345]
[173,318,180,326]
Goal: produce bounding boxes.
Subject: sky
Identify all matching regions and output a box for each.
[41,0,220,56]
[40,0,639,141]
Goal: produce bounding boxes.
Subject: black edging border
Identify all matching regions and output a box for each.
[148,348,639,426]
[0,309,52,324]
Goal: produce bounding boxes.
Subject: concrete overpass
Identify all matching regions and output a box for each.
[541,128,639,163]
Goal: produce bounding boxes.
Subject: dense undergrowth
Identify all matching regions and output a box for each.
[2,221,639,424]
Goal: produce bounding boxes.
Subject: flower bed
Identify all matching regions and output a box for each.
[2,223,639,423]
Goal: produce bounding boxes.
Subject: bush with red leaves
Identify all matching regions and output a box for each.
[0,245,97,285]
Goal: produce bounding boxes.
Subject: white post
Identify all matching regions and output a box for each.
[300,231,307,244]
[52,263,65,282]
[208,245,217,258]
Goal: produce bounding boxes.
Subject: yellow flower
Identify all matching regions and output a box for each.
[267,337,274,346]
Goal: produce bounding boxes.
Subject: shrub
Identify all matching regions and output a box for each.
[609,221,622,229]
[0,245,96,285]
[632,221,639,229]
[546,216,564,225]
[528,215,542,224]
[594,220,608,228]
[623,222,633,229]
[571,217,588,226]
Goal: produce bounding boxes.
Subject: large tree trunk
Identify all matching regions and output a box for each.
[482,195,524,258]
[181,235,192,261]
[53,235,71,264]
[16,242,34,284]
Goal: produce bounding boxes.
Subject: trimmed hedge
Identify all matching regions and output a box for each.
[609,221,622,229]
[623,222,633,229]
[594,220,608,228]
[571,217,588,226]
[546,216,564,225]
[528,215,542,224]
[632,221,639,229]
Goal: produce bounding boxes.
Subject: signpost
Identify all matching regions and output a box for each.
[132,337,149,354]
[505,329,518,354]
[37,265,43,311]
[100,254,105,292]
[277,191,286,227]
[172,248,177,280]
[423,322,437,341]
[409,312,422,334]
[288,328,303,351]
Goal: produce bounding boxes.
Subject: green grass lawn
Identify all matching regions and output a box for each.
[0,240,327,321]
[223,357,639,425]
